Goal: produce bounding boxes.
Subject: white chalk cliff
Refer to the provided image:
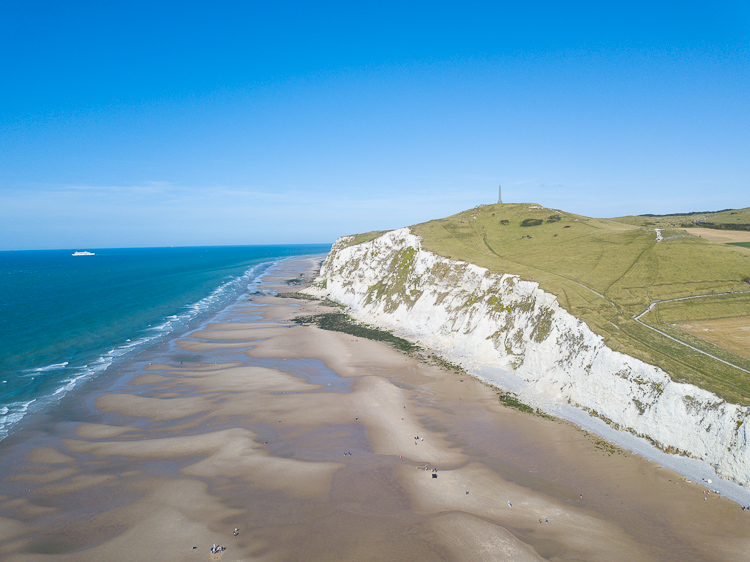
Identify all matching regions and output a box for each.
[305,228,750,486]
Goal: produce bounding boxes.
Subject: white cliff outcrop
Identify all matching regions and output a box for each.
[305,228,750,487]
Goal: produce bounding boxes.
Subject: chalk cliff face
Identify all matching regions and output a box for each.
[305,228,750,486]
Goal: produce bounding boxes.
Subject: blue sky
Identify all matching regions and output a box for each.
[1,1,748,250]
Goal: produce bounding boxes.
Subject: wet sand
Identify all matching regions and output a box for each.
[0,256,749,560]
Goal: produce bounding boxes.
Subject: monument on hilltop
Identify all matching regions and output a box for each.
[498,184,503,204]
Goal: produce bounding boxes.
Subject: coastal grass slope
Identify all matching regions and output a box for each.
[407,203,750,404]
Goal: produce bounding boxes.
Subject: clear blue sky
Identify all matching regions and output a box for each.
[1,1,748,250]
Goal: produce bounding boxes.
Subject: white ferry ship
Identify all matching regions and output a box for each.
[71,251,95,256]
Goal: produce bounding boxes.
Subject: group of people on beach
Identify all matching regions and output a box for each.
[695,477,750,509]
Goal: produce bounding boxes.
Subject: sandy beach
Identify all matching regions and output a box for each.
[0,255,749,561]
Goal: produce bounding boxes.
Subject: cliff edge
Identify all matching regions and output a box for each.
[304,227,750,487]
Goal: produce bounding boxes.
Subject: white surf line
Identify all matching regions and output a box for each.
[633,291,750,375]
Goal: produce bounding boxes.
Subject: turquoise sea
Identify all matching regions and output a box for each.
[0,245,329,440]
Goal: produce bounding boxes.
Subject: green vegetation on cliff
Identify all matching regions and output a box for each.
[403,203,750,404]
[294,312,416,353]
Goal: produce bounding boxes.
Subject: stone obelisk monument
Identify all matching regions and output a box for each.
[498,184,503,204]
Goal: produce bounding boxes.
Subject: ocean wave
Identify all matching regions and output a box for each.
[23,362,69,374]
[0,399,35,441]
[49,365,106,399]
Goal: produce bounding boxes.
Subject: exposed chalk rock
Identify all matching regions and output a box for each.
[304,228,750,486]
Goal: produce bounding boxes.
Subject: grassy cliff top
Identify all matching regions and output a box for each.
[411,204,749,310]
[392,203,750,403]
[339,230,390,249]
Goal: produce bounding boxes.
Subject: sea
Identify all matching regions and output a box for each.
[0,244,330,441]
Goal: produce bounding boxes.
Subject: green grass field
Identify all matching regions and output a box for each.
[616,207,750,229]
[400,203,750,404]
[729,242,750,249]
